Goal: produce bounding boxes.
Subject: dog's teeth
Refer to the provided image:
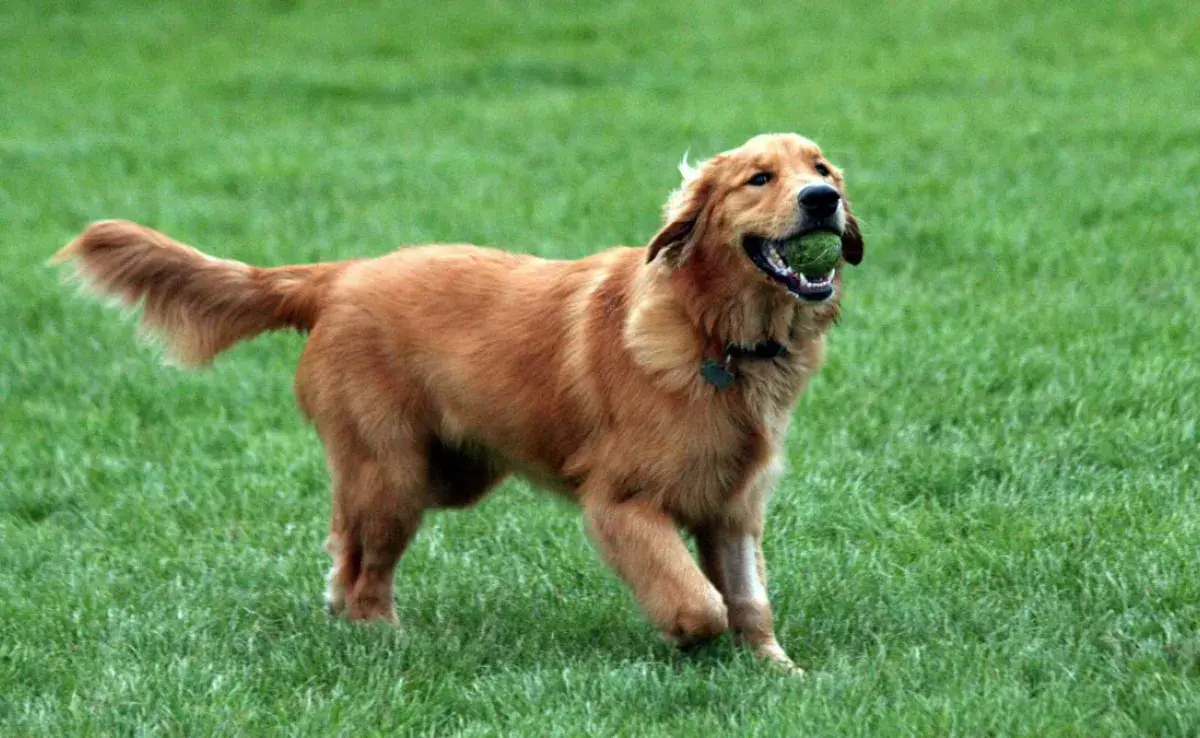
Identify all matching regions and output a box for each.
[825,269,836,281]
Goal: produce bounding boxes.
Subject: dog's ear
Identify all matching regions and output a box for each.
[841,210,865,266]
[647,156,713,264]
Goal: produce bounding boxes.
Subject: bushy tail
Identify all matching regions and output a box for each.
[52,220,346,366]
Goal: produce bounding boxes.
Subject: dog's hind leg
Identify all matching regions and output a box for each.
[304,308,434,624]
[324,433,427,624]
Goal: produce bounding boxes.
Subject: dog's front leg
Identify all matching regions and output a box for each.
[584,499,728,648]
[697,527,801,674]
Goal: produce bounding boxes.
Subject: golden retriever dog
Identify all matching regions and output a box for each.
[54,133,864,672]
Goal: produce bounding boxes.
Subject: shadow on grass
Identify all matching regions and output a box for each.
[0,490,81,526]
[252,582,774,680]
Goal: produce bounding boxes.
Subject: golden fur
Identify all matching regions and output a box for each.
[54,133,864,672]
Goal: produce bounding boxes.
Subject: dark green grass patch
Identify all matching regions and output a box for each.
[2,0,1198,734]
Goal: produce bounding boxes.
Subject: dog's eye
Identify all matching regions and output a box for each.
[814,162,832,177]
[747,172,773,187]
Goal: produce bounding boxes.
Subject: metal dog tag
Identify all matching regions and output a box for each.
[700,359,735,390]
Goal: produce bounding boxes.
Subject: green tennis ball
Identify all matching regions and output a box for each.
[784,231,841,276]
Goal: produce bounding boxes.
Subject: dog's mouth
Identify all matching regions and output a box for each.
[742,232,837,302]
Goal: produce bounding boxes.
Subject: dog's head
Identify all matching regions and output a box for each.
[647,133,863,304]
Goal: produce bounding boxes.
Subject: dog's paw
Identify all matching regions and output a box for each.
[768,657,806,678]
[344,600,399,625]
[755,641,805,678]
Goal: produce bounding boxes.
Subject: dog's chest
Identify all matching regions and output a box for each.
[633,396,789,520]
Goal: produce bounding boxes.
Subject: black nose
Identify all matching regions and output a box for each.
[798,183,841,218]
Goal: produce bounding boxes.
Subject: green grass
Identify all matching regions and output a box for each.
[2,0,1198,734]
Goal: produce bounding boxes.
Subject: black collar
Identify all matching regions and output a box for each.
[700,339,788,389]
[725,339,789,360]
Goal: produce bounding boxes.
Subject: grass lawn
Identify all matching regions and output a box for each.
[2,0,1198,734]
